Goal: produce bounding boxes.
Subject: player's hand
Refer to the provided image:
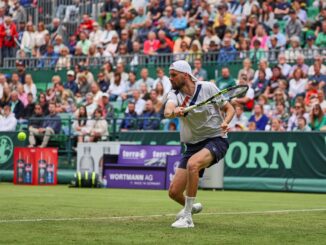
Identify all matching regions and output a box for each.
[221,121,229,135]
[174,107,185,117]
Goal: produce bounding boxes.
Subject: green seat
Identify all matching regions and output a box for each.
[307,7,319,19]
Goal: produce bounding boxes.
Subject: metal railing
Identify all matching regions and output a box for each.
[3,48,325,70]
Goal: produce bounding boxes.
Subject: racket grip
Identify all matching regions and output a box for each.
[184,105,196,113]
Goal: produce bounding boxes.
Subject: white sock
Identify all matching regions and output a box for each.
[184,196,195,216]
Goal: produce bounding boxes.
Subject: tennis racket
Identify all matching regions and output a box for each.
[183,85,249,113]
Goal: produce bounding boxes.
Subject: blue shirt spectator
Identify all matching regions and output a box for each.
[217,38,237,64]
[37,45,59,68]
[138,101,161,130]
[249,105,269,131]
[120,102,138,131]
[64,70,78,94]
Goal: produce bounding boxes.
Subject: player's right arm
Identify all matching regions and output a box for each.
[164,92,184,118]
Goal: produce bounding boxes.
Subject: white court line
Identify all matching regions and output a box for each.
[0,208,326,224]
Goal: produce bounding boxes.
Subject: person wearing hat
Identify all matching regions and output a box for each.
[305,35,319,60]
[213,3,233,29]
[64,70,78,94]
[285,9,302,42]
[164,60,235,228]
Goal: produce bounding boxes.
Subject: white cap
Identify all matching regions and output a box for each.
[169,60,198,81]
[67,70,75,76]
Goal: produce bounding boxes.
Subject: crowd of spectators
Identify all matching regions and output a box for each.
[0,0,325,142]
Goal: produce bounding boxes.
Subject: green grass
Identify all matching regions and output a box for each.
[0,184,326,245]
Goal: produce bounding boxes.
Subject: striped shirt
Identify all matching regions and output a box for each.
[167,81,227,144]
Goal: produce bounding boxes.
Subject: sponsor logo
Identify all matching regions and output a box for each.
[0,136,14,164]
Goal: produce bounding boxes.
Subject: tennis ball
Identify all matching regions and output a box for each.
[17,132,26,141]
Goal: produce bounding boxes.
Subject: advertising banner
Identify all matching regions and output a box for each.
[118,145,181,165]
[0,132,27,170]
[13,147,36,185]
[13,147,58,185]
[76,141,137,180]
[165,155,181,189]
[225,132,326,179]
[105,169,166,189]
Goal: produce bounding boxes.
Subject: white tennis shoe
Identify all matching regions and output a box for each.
[175,203,203,220]
[171,215,194,228]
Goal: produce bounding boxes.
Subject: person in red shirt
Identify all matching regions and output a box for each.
[0,16,18,64]
[143,31,160,55]
[76,14,94,36]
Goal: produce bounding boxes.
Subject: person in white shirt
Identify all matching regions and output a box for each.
[89,22,103,46]
[108,72,127,101]
[229,104,248,130]
[90,82,103,104]
[288,68,307,99]
[153,67,171,95]
[23,74,37,101]
[135,68,155,90]
[0,105,17,131]
[277,53,292,77]
[253,59,272,81]
[83,93,97,117]
[20,21,35,55]
[125,89,146,116]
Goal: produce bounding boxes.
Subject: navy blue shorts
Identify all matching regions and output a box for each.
[179,137,229,177]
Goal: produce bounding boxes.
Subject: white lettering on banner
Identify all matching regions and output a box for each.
[109,174,144,181]
[122,150,147,159]
[152,149,178,158]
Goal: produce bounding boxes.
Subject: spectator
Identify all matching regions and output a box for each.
[250,24,269,51]
[118,29,132,53]
[148,0,163,25]
[89,22,103,46]
[217,67,236,89]
[136,68,155,90]
[270,23,287,48]
[20,21,35,57]
[98,93,114,119]
[76,31,91,56]
[100,0,119,25]
[0,16,18,61]
[115,62,128,82]
[285,9,302,42]
[48,18,68,45]
[293,116,311,131]
[138,100,160,130]
[289,54,309,78]
[77,74,89,97]
[56,47,71,71]
[192,59,208,81]
[248,104,269,131]
[310,103,326,131]
[271,101,290,128]
[308,55,326,77]
[170,8,187,35]
[154,80,165,101]
[37,45,59,68]
[287,101,309,131]
[237,58,255,83]
[97,72,109,93]
[173,29,191,54]
[156,30,173,53]
[229,104,248,130]
[139,82,150,101]
[21,92,35,119]
[10,0,27,24]
[232,74,255,111]
[277,53,292,78]
[28,102,61,148]
[83,92,97,117]
[202,27,221,53]
[289,68,307,99]
[153,67,171,95]
[270,118,285,131]
[28,103,44,132]
[90,82,103,104]
[309,63,326,91]
[186,40,202,63]
[38,92,49,115]
[108,72,126,101]
[16,84,27,106]
[0,73,7,99]
[250,40,267,62]
[130,6,146,31]
[315,20,326,47]
[9,90,24,119]
[317,90,326,113]
[305,35,319,60]
[174,40,190,61]
[217,37,237,64]
[34,22,49,55]
[149,89,163,113]
[285,35,302,63]
[252,69,269,98]
[0,85,10,108]
[213,3,233,29]
[120,101,138,131]
[77,14,94,36]
[64,70,78,94]
[143,31,160,56]
[304,80,319,107]
[23,74,37,101]
[0,105,17,131]
[73,105,93,143]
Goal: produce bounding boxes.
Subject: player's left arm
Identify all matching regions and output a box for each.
[221,101,235,133]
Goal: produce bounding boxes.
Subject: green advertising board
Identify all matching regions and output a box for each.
[0,132,27,170]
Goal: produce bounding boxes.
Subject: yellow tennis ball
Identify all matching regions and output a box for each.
[17,132,26,141]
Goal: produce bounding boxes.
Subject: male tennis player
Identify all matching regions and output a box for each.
[164,60,235,228]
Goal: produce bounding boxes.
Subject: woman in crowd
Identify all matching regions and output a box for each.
[249,104,269,131]
[17,84,28,106]
[287,100,310,131]
[23,74,37,101]
[88,108,109,142]
[288,68,307,100]
[56,47,71,71]
[73,105,94,142]
[309,104,326,131]
[38,92,49,115]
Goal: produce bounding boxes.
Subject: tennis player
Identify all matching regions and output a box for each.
[164,60,235,228]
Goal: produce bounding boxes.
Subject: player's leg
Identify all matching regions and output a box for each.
[171,149,212,228]
[168,168,187,206]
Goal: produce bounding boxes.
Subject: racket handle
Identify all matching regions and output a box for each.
[184,105,196,113]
